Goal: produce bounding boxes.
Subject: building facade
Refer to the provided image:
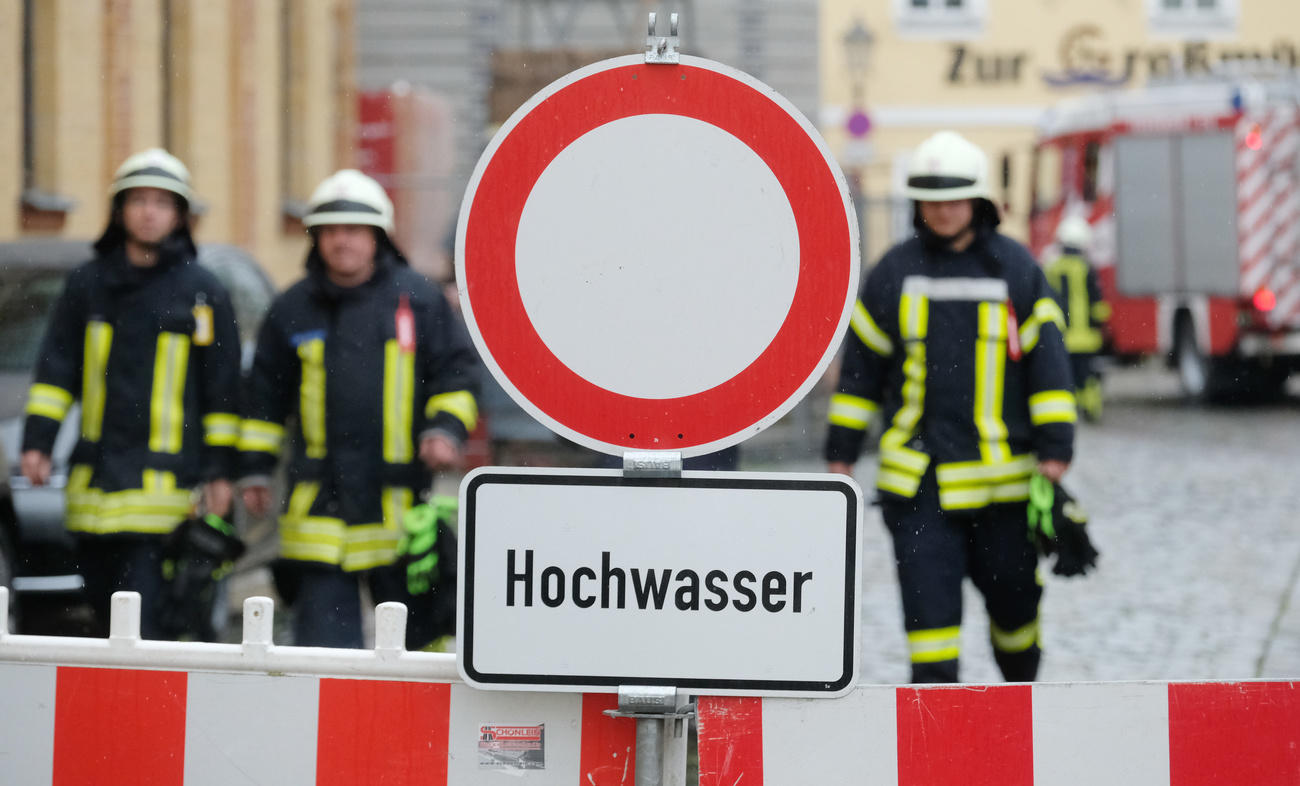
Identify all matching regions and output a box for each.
[0,0,358,284]
[355,0,821,281]
[819,0,1300,261]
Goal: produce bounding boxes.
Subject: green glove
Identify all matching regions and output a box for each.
[1027,472,1057,544]
[398,495,457,596]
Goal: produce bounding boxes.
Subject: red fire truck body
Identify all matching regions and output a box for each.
[1029,78,1300,397]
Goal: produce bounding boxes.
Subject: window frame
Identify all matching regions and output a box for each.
[1147,0,1238,36]
[893,0,987,40]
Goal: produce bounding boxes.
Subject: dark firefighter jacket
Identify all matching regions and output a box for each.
[238,247,479,572]
[1044,252,1111,355]
[21,250,242,535]
[824,232,1076,511]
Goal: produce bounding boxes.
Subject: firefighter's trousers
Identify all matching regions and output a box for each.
[881,473,1042,683]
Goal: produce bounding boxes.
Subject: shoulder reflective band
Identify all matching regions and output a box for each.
[850,301,893,357]
[383,339,415,463]
[149,332,191,454]
[1019,297,1067,354]
[81,321,114,442]
[297,339,327,459]
[25,383,74,422]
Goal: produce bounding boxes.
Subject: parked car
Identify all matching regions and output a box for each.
[0,239,276,635]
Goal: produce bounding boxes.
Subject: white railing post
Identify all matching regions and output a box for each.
[242,596,275,656]
[374,602,408,659]
[109,591,141,643]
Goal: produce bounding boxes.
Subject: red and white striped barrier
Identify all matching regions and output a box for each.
[0,590,684,785]
[4,591,1297,784]
[697,681,1300,786]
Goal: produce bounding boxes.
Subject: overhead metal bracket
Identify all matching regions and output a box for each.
[645,12,680,65]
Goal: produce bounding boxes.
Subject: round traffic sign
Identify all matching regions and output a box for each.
[457,55,858,458]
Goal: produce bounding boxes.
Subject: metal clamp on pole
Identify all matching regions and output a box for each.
[622,450,683,478]
[645,12,680,65]
[605,685,696,786]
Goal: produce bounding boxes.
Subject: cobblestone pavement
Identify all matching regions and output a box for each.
[743,361,1300,685]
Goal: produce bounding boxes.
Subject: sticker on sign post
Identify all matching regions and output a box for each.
[456,54,859,457]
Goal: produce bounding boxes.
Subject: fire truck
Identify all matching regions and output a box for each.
[1028,76,1300,400]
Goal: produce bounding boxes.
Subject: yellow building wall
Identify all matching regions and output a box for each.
[820,0,1300,262]
[1,0,357,285]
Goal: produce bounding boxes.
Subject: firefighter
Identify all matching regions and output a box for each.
[238,169,480,648]
[825,130,1076,683]
[1044,215,1110,422]
[19,148,243,639]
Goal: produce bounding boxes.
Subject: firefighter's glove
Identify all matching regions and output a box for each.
[159,514,246,639]
[398,496,456,596]
[1027,474,1099,578]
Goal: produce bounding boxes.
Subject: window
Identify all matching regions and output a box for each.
[1148,0,1237,35]
[894,0,985,38]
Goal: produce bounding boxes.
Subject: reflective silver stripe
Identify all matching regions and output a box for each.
[902,276,1009,302]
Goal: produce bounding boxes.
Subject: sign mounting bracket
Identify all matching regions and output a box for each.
[645,12,680,65]
[622,450,683,478]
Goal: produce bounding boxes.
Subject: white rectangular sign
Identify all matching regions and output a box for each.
[457,467,862,697]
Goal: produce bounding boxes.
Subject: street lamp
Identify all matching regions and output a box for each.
[842,19,874,265]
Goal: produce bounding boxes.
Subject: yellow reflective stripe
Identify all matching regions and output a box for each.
[1019,298,1067,354]
[425,390,479,433]
[65,464,98,531]
[828,393,879,430]
[908,626,961,663]
[149,332,190,454]
[65,469,190,535]
[880,293,928,459]
[238,419,286,454]
[25,383,74,421]
[939,479,1033,510]
[1092,301,1112,322]
[279,482,342,563]
[936,454,1036,486]
[81,321,113,441]
[381,486,413,532]
[991,618,1040,653]
[850,300,893,357]
[880,445,930,475]
[342,522,402,572]
[1029,390,1078,425]
[203,413,241,447]
[876,467,924,498]
[383,339,416,463]
[298,339,327,459]
[975,301,1010,463]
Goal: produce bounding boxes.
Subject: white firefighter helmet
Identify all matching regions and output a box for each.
[1056,215,1092,250]
[905,131,991,202]
[303,169,394,233]
[110,148,192,203]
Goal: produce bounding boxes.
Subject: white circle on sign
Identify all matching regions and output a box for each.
[515,114,799,399]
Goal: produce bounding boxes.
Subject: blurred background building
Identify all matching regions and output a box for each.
[820,0,1300,262]
[0,0,358,285]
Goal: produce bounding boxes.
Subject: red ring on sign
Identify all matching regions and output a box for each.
[464,62,851,451]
